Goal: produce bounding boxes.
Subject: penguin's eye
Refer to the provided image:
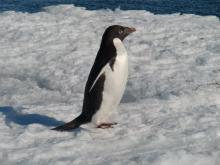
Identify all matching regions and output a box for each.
[118,29,124,34]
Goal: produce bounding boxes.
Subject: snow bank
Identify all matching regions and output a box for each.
[0,5,220,165]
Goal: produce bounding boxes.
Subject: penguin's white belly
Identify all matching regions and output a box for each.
[92,38,128,125]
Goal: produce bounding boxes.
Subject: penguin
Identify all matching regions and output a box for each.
[52,25,135,131]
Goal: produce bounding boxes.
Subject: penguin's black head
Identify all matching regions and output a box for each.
[102,25,136,44]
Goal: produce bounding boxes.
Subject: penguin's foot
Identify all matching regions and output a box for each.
[97,122,117,129]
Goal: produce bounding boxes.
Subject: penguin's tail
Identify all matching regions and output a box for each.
[51,115,86,131]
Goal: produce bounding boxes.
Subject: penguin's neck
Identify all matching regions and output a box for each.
[113,38,127,56]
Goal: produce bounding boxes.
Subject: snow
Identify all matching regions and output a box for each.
[0,4,220,165]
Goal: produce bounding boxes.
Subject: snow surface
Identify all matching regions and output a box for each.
[0,5,220,165]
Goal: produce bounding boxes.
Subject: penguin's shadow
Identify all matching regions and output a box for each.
[0,106,65,127]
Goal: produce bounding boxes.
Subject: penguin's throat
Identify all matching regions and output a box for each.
[113,38,127,56]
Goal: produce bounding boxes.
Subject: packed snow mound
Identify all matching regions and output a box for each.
[0,5,220,165]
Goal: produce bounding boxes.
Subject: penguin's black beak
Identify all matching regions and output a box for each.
[121,26,136,40]
[125,27,136,34]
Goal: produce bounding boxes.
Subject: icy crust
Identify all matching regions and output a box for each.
[0,5,220,165]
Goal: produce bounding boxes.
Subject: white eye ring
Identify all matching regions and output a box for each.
[119,30,123,34]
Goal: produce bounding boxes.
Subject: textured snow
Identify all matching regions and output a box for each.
[0,5,220,165]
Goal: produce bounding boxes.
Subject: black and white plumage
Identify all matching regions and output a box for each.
[52,25,135,131]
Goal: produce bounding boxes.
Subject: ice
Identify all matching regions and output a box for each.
[0,4,220,165]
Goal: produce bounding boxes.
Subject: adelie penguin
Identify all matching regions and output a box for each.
[52,25,136,131]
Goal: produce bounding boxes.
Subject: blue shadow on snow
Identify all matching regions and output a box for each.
[0,0,219,18]
[0,106,65,127]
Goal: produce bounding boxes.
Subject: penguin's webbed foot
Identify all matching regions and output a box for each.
[97,122,117,129]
